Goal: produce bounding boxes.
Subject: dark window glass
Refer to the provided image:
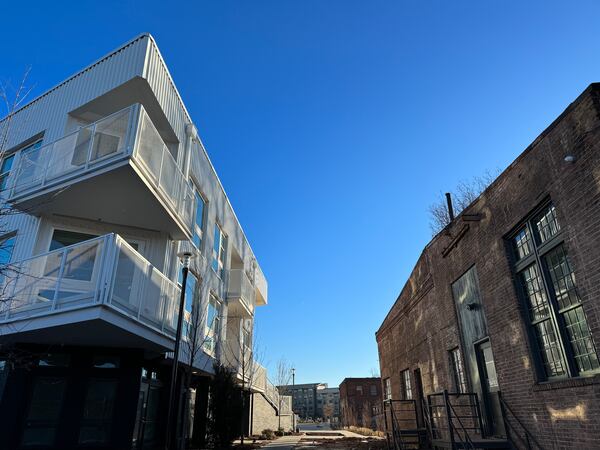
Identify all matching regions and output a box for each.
[92,356,120,369]
[38,353,70,367]
[78,378,118,445]
[49,230,97,251]
[21,377,66,446]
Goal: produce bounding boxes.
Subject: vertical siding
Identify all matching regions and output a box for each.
[1,35,148,149]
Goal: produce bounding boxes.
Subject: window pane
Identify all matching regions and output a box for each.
[533,320,566,378]
[49,229,97,251]
[450,348,468,393]
[535,204,560,244]
[563,306,600,373]
[193,191,204,247]
[402,370,412,400]
[545,244,580,310]
[513,226,533,260]
[519,264,550,322]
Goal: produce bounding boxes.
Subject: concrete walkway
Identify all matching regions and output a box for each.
[262,435,303,449]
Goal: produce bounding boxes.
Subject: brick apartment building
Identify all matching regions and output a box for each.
[339,378,383,430]
[376,83,600,449]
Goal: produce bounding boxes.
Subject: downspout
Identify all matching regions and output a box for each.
[183,122,198,178]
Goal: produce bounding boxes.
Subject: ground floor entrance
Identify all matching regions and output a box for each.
[0,345,211,450]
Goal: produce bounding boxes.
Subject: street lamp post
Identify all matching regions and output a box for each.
[164,251,195,450]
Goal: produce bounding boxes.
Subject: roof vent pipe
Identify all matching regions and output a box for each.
[445,192,455,222]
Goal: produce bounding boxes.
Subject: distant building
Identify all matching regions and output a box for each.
[316,387,340,422]
[339,378,383,430]
[278,382,327,420]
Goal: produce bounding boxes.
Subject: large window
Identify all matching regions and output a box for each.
[401,369,412,400]
[449,347,468,393]
[510,203,599,380]
[204,294,221,355]
[211,224,226,278]
[192,188,206,249]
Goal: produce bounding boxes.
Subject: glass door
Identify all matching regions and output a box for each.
[475,340,505,437]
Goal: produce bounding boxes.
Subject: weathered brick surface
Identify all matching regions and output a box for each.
[250,393,294,435]
[376,84,600,449]
[339,378,384,430]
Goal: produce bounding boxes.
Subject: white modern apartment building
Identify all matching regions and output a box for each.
[0,34,291,449]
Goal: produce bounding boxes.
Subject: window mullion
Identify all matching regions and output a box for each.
[533,231,577,378]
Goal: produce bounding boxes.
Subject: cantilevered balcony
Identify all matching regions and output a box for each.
[227,269,255,316]
[7,104,194,239]
[0,233,180,351]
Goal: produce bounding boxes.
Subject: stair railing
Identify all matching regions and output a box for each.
[498,392,545,450]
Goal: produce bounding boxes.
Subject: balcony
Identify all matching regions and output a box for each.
[227,269,255,316]
[0,233,180,351]
[7,104,194,240]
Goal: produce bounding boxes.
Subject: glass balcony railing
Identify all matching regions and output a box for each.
[8,104,194,237]
[0,233,180,339]
[227,269,255,314]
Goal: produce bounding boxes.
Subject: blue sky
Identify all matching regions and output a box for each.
[2,1,600,386]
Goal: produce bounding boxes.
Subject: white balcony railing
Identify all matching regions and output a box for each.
[8,104,194,236]
[0,234,180,338]
[227,269,255,314]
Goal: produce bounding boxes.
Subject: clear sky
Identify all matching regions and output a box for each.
[2,1,600,386]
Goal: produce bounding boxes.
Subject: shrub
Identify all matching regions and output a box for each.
[206,364,244,449]
[260,429,275,440]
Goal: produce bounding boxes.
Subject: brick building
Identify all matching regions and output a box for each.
[279,383,326,419]
[339,378,383,430]
[376,83,600,449]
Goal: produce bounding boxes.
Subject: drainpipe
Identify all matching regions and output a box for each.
[183,123,197,178]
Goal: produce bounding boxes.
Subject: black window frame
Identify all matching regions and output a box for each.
[507,200,599,382]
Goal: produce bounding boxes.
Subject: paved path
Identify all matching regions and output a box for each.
[262,435,303,449]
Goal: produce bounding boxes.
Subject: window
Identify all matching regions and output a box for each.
[192,188,206,249]
[369,385,377,396]
[510,203,599,380]
[78,378,118,445]
[212,224,226,278]
[356,385,363,395]
[0,233,16,285]
[204,294,221,355]
[383,378,391,400]
[449,348,468,393]
[1,140,42,193]
[0,153,15,191]
[401,369,412,400]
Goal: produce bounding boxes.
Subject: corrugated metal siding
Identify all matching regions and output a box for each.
[1,35,148,149]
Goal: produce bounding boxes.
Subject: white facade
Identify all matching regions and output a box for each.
[0,33,268,377]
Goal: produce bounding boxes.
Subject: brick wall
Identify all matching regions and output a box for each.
[339,378,384,430]
[376,83,600,449]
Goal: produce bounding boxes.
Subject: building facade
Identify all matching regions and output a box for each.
[316,387,340,422]
[376,84,600,449]
[0,34,291,449]
[339,378,383,430]
[279,383,327,420]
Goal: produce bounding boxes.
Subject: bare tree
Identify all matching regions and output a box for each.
[274,357,293,431]
[221,315,264,445]
[428,169,499,235]
[0,68,40,366]
[369,367,380,377]
[178,285,220,449]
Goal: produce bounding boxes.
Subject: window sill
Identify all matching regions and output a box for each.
[533,373,600,391]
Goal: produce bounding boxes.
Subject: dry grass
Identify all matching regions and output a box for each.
[296,437,386,449]
[343,427,385,438]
